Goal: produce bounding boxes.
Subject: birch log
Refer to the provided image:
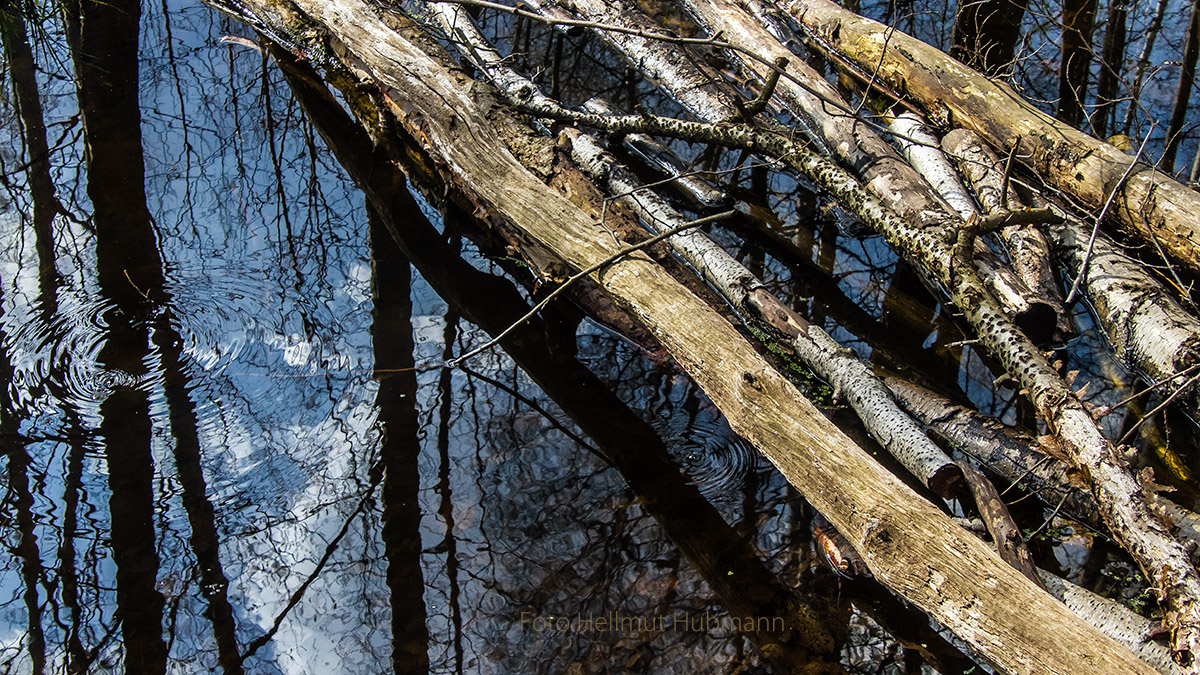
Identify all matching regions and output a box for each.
[886,374,1200,554]
[941,127,1070,337]
[886,112,1063,344]
[943,128,1200,430]
[211,0,1160,671]
[675,0,1064,342]
[563,126,964,497]
[1039,570,1184,674]
[581,97,728,208]
[781,0,1200,275]
[432,0,962,496]
[523,0,1200,661]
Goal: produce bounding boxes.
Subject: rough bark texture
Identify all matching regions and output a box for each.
[941,128,1072,337]
[562,126,962,497]
[213,0,1163,671]
[784,0,1200,275]
[944,127,1200,427]
[957,458,1042,586]
[517,0,1200,659]
[1039,570,1185,674]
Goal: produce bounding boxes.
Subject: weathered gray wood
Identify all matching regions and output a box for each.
[944,128,1200,440]
[214,0,1161,671]
[1039,570,1185,674]
[942,127,1070,339]
[563,127,963,497]
[538,0,1200,661]
[434,0,964,497]
[783,0,1200,276]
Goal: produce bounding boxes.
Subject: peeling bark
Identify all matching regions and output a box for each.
[945,128,1200,429]
[942,128,1072,337]
[783,0,1200,275]
[211,0,1163,670]
[563,126,963,497]
[1039,570,1185,674]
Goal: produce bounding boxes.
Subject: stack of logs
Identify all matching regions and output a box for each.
[206,0,1200,671]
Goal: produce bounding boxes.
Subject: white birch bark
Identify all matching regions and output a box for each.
[564,126,963,496]
[1039,570,1184,674]
[581,97,728,208]
[216,0,1167,668]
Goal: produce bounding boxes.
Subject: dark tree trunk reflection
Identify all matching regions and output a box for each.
[368,205,432,674]
[64,0,167,670]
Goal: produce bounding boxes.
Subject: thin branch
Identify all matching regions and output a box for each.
[440,210,736,370]
[1064,127,1153,304]
[1119,370,1200,445]
[738,56,788,119]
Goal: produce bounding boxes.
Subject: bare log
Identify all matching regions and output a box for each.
[1039,570,1185,674]
[506,0,1200,659]
[559,2,1200,657]
[211,0,1162,671]
[562,126,964,497]
[783,0,1200,275]
[434,0,964,496]
[942,128,1072,337]
[957,458,1042,586]
[507,87,1200,668]
[945,127,1200,430]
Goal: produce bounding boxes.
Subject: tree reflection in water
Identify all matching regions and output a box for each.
[0,1,1002,673]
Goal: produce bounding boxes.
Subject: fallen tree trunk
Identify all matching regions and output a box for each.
[677,0,1065,343]
[562,126,963,496]
[943,127,1200,435]
[886,374,1200,554]
[1039,570,1185,674]
[275,47,847,668]
[782,0,1200,275]
[941,127,1070,338]
[519,0,1200,661]
[211,0,1160,671]
[886,112,1066,344]
[431,0,962,498]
